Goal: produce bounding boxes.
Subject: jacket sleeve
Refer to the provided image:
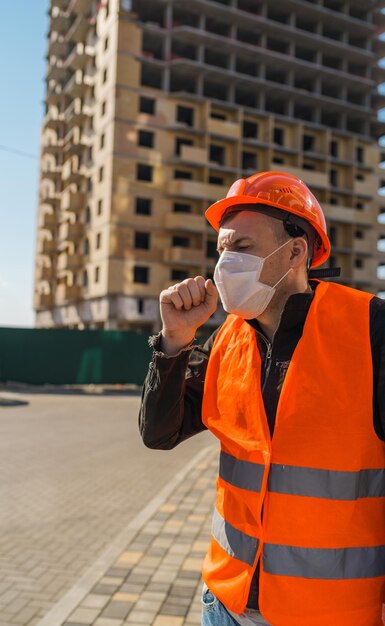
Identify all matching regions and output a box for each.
[370,296,385,441]
[138,326,221,449]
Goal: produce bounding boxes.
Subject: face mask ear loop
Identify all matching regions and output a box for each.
[263,238,293,261]
[272,267,293,290]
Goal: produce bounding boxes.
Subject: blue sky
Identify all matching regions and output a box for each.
[0,1,47,327]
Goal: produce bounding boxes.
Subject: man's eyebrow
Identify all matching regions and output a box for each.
[216,236,255,250]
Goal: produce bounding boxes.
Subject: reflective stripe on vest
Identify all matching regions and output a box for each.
[220,451,385,500]
[212,508,259,567]
[263,543,385,579]
[212,507,385,579]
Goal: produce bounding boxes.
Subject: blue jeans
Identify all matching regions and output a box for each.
[201,586,270,626]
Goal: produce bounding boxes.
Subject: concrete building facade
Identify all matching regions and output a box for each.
[35,0,385,332]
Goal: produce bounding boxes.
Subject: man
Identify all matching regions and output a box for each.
[139,171,385,626]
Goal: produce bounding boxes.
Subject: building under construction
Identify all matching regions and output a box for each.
[35,0,385,332]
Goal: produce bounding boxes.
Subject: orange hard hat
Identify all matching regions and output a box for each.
[205,171,331,268]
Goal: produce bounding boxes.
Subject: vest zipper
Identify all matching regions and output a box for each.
[257,333,273,392]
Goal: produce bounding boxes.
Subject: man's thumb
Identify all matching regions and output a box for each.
[205,278,218,300]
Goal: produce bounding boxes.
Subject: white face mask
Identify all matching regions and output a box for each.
[213,239,292,319]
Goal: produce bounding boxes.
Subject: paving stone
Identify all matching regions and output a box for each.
[100,600,133,619]
[93,619,124,626]
[81,593,110,609]
[11,606,40,624]
[112,592,140,603]
[68,607,101,623]
[152,617,184,626]
[18,441,218,626]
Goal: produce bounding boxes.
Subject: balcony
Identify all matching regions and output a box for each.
[35,293,54,309]
[353,237,373,256]
[68,0,94,14]
[40,190,61,209]
[66,13,91,43]
[63,68,94,97]
[44,108,65,129]
[323,203,355,224]
[58,222,84,242]
[57,252,83,271]
[46,82,64,105]
[65,42,94,71]
[56,284,82,303]
[207,118,241,141]
[42,138,64,155]
[41,212,57,231]
[180,145,208,164]
[63,127,87,155]
[167,179,228,201]
[164,247,205,266]
[49,31,69,57]
[163,212,206,232]
[41,164,62,183]
[271,164,329,189]
[50,6,71,34]
[40,239,56,255]
[38,266,55,281]
[63,98,91,124]
[61,190,86,213]
[62,158,89,184]
[46,58,68,82]
[354,177,378,197]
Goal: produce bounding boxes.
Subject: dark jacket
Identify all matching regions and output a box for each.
[138,281,385,608]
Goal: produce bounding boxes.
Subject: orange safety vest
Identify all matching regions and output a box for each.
[201,280,385,626]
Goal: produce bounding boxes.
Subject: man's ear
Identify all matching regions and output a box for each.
[289,237,308,268]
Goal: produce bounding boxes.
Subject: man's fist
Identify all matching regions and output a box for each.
[159,276,218,355]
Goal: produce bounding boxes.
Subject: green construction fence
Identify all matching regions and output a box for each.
[0,327,153,386]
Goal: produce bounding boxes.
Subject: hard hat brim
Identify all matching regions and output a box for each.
[205,196,331,268]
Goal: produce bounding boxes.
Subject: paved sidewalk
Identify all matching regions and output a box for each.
[36,445,219,626]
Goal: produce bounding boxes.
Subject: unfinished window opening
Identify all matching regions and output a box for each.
[176,105,194,127]
[172,236,190,247]
[267,37,289,55]
[142,32,163,60]
[242,151,258,170]
[237,27,261,47]
[209,144,226,166]
[235,88,257,109]
[171,40,197,61]
[132,0,164,25]
[203,79,228,101]
[238,0,262,15]
[294,103,313,121]
[206,17,231,37]
[322,25,343,41]
[236,57,258,77]
[266,96,286,116]
[346,117,366,134]
[243,120,259,139]
[170,70,196,94]
[294,76,314,92]
[175,137,194,156]
[265,67,287,84]
[173,203,192,213]
[140,63,162,89]
[296,16,317,33]
[204,48,229,69]
[296,46,316,63]
[321,82,341,99]
[172,7,199,28]
[139,96,155,115]
[321,110,342,129]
